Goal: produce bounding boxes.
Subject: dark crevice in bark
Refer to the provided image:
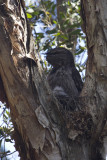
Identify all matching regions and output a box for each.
[0,75,9,107]
[12,127,27,160]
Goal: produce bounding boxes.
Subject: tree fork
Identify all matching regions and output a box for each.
[0,0,107,160]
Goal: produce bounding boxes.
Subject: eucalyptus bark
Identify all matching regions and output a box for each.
[0,0,107,160]
[81,0,107,159]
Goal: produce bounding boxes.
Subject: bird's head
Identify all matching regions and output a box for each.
[46,47,75,68]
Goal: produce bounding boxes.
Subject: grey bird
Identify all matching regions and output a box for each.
[46,47,83,110]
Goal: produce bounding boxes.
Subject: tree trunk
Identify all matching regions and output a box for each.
[0,0,107,160]
[81,0,107,159]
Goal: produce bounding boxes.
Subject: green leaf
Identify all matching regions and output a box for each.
[3,113,8,120]
[60,34,68,40]
[68,1,71,6]
[80,46,86,50]
[51,4,56,15]
[59,12,65,19]
[6,110,10,116]
[33,11,40,16]
[54,32,61,36]
[36,33,44,39]
[5,138,12,142]
[44,60,47,66]
[26,13,32,19]
[0,128,4,136]
[0,140,2,147]
[46,29,57,34]
[70,23,81,28]
[71,29,81,35]
[53,20,57,24]
[46,11,50,15]
[75,49,84,55]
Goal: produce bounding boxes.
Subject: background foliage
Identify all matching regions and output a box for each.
[26,0,87,76]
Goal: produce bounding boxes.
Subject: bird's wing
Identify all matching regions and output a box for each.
[48,67,79,97]
[72,67,83,93]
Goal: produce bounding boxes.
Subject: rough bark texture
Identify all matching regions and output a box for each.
[0,0,107,160]
[81,0,107,159]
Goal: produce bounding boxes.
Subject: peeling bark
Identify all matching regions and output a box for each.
[81,0,107,159]
[0,0,107,160]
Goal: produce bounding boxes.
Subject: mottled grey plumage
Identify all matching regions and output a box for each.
[46,47,83,110]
